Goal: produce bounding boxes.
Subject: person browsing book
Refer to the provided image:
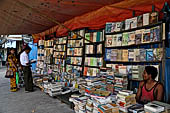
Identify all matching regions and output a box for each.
[20,46,34,93]
[136,66,164,104]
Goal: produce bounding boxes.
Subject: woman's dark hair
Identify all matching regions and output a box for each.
[145,66,158,80]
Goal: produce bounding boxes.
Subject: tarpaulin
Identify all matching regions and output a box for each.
[33,0,169,42]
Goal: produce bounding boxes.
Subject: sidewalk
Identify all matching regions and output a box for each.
[0,68,74,113]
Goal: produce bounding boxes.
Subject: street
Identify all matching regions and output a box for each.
[0,67,74,113]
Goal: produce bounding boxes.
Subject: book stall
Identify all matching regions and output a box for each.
[33,2,170,112]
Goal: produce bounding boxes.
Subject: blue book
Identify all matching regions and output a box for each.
[146,49,154,61]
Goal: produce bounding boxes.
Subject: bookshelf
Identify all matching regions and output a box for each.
[83,29,105,76]
[66,29,85,77]
[36,40,45,74]
[104,11,164,91]
[53,36,67,73]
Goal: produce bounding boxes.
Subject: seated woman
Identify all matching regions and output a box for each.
[136,66,164,104]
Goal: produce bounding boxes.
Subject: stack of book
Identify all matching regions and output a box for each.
[131,65,145,80]
[84,67,100,76]
[114,66,128,92]
[44,40,53,47]
[128,103,144,113]
[97,103,119,113]
[144,102,165,113]
[116,90,136,112]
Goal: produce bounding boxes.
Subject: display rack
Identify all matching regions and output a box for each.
[66,29,85,77]
[104,11,165,91]
[83,29,105,76]
[53,36,67,73]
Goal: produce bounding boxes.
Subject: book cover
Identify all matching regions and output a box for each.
[137,15,143,27]
[149,12,158,24]
[97,44,102,54]
[153,48,163,61]
[128,49,135,61]
[122,50,129,61]
[128,32,136,45]
[96,32,101,42]
[84,67,88,76]
[122,32,129,46]
[125,19,132,30]
[142,29,151,43]
[120,21,125,31]
[106,35,113,47]
[89,45,94,54]
[143,13,150,26]
[135,29,143,45]
[111,23,116,33]
[90,32,93,42]
[115,22,121,32]
[93,32,97,42]
[105,49,111,61]
[140,49,146,61]
[144,103,165,112]
[146,49,154,61]
[134,49,140,61]
[105,22,112,33]
[112,35,117,47]
[117,34,122,46]
[131,17,137,29]
[150,26,160,42]
[117,50,122,61]
[110,49,118,61]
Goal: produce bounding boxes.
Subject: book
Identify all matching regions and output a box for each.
[135,29,143,44]
[137,15,143,27]
[144,103,165,113]
[143,13,150,26]
[93,32,97,42]
[122,49,129,61]
[149,12,158,24]
[142,29,151,43]
[90,32,93,42]
[153,48,163,61]
[105,22,112,33]
[105,49,111,61]
[115,22,121,32]
[128,104,144,113]
[96,32,101,42]
[125,19,132,30]
[85,33,90,43]
[110,49,118,61]
[128,32,136,45]
[111,23,116,33]
[122,32,129,46]
[112,35,117,47]
[97,44,102,54]
[140,49,146,61]
[106,35,113,47]
[128,49,135,61]
[119,90,133,96]
[146,49,154,61]
[116,34,122,46]
[131,17,137,29]
[150,26,161,42]
[117,50,122,61]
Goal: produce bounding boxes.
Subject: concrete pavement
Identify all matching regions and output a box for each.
[0,67,74,113]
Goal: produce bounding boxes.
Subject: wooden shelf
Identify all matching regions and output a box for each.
[84,65,101,68]
[105,21,162,35]
[105,41,162,49]
[105,61,161,64]
[67,47,83,48]
[85,41,104,45]
[54,50,66,52]
[66,63,82,66]
[67,55,83,57]
[68,38,82,40]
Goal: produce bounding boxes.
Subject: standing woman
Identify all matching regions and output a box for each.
[7,48,18,92]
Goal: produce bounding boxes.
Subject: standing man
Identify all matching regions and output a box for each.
[20,46,33,92]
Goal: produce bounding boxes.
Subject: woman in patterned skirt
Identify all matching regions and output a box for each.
[7,48,19,92]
